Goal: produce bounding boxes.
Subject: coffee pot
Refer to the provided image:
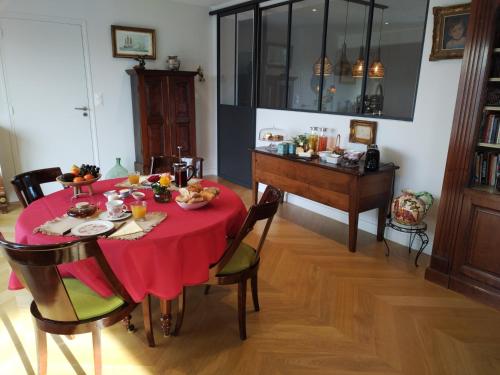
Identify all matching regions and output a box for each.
[173,146,195,187]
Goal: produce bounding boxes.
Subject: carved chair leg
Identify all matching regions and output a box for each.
[238,279,247,340]
[91,327,102,375]
[251,275,260,312]
[142,295,155,347]
[35,327,47,375]
[122,314,135,333]
[173,287,186,336]
[160,299,173,337]
[204,285,211,295]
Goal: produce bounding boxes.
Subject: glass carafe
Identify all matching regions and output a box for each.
[318,127,328,152]
[308,127,319,154]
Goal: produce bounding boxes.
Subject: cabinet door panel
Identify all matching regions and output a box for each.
[144,76,169,159]
[452,191,500,290]
[168,76,196,156]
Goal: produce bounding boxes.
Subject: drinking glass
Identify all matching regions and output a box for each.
[130,201,147,221]
[128,171,140,185]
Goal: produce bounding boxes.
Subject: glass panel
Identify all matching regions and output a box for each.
[321,0,367,113]
[288,0,325,111]
[259,4,289,108]
[219,14,235,105]
[236,10,254,107]
[365,0,428,118]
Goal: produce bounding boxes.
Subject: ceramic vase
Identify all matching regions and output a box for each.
[391,190,432,225]
[105,157,128,179]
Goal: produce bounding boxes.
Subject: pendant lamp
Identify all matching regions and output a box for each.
[352,6,368,78]
[334,0,351,77]
[314,56,334,76]
[369,9,385,79]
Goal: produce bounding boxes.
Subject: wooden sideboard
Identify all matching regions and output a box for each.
[252,148,398,252]
[127,69,197,174]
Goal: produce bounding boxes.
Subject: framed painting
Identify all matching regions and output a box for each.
[111,25,156,59]
[430,3,471,61]
[349,119,377,145]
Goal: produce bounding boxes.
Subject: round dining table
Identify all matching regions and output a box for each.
[8,178,248,309]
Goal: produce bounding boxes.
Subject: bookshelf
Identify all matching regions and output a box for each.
[426,0,500,309]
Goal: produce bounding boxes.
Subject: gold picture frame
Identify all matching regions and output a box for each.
[429,3,471,61]
[111,25,156,59]
[349,120,377,145]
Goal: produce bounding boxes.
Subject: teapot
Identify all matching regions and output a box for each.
[173,162,194,187]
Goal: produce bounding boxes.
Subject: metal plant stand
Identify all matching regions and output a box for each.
[383,218,429,267]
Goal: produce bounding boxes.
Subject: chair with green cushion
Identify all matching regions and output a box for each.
[0,235,147,375]
[198,185,281,340]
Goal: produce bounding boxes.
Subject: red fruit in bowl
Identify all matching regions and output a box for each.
[148,175,160,183]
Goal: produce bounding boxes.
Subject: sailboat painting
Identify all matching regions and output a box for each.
[111,25,156,59]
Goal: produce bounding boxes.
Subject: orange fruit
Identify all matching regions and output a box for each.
[83,174,94,181]
[73,176,84,183]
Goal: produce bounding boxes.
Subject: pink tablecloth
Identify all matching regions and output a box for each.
[8,179,247,302]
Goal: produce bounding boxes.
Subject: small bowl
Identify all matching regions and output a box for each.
[75,201,90,209]
[131,191,146,201]
[119,188,132,198]
[325,155,341,164]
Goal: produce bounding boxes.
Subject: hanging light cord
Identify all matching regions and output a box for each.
[361,5,367,51]
[378,9,384,58]
[343,0,350,43]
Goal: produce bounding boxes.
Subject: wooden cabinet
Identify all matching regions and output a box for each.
[425,0,500,309]
[127,69,197,173]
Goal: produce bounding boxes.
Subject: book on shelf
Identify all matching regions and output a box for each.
[473,151,500,186]
[479,113,500,144]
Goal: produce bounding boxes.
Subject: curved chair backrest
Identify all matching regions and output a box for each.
[11,167,62,207]
[210,185,281,277]
[0,234,133,322]
[150,155,204,178]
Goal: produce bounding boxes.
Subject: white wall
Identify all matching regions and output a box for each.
[255,0,462,253]
[0,0,216,201]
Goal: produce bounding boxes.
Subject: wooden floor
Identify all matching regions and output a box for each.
[1,179,499,374]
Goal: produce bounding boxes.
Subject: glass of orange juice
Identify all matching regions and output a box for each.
[130,201,147,221]
[128,171,140,185]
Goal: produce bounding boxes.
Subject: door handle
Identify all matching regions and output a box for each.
[74,106,89,111]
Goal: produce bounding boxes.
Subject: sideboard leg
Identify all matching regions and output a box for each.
[348,211,359,252]
[160,299,172,337]
[377,206,386,241]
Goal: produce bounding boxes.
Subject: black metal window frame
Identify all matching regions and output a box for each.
[212,0,429,122]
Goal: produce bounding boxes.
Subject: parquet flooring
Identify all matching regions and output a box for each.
[0,179,499,374]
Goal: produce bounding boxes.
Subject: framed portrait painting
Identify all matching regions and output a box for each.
[430,3,471,61]
[111,25,156,59]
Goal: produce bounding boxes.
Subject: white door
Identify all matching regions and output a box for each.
[0,18,95,192]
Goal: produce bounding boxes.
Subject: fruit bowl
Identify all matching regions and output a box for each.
[56,174,101,197]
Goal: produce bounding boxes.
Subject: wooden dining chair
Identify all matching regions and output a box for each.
[0,234,145,375]
[11,167,63,208]
[195,185,281,340]
[150,155,204,178]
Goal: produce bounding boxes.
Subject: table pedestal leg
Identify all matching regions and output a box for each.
[160,299,172,337]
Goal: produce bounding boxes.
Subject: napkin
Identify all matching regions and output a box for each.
[108,220,144,238]
[34,216,85,236]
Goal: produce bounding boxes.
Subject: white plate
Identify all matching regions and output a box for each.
[71,220,115,237]
[176,200,209,210]
[98,211,132,221]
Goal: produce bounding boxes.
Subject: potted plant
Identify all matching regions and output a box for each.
[150,174,172,203]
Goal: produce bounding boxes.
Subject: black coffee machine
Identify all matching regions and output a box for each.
[364,144,380,171]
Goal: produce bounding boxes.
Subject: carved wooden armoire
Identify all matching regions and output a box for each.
[425,0,500,309]
[127,69,197,173]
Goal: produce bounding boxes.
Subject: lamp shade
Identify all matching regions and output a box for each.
[352,57,365,78]
[368,60,384,79]
[313,56,333,76]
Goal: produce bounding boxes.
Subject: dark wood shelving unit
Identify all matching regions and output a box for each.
[425,0,500,309]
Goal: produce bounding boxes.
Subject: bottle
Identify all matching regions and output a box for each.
[364,144,380,171]
[318,127,328,151]
[105,157,129,179]
[308,127,319,153]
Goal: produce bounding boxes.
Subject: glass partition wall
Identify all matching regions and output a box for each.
[258,0,429,120]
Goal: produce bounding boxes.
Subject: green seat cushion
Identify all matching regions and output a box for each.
[219,241,258,276]
[62,278,124,320]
